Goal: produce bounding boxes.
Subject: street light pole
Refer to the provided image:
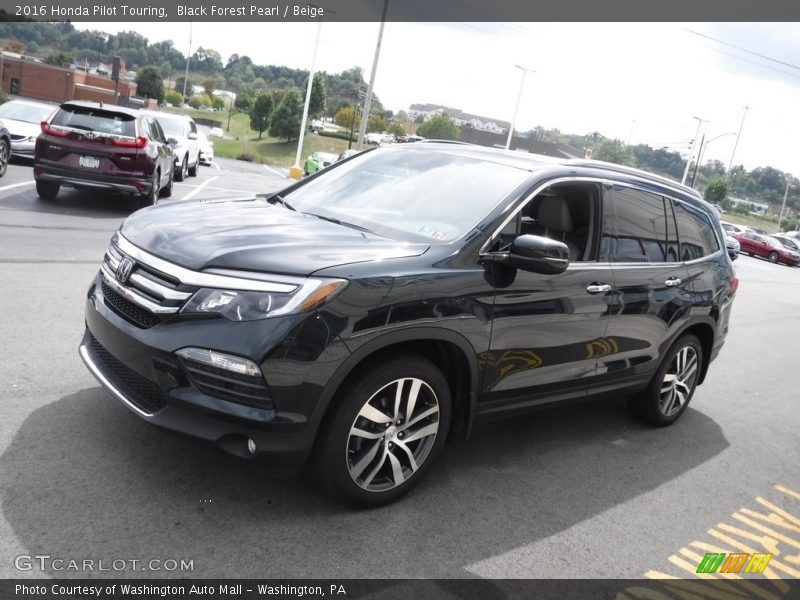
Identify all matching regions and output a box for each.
[505,65,534,150]
[356,0,389,150]
[181,22,193,109]
[681,116,707,185]
[779,179,792,231]
[690,132,736,188]
[627,119,636,146]
[727,105,751,178]
[292,20,323,176]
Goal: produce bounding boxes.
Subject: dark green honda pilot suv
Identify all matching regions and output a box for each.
[80,143,737,506]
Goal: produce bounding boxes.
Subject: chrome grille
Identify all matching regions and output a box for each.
[99,236,196,326]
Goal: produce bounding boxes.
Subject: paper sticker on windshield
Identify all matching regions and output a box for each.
[416,226,446,239]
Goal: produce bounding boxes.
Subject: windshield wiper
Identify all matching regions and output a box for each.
[262,193,295,211]
[307,213,378,235]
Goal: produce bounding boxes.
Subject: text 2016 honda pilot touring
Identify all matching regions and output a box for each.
[80,143,737,506]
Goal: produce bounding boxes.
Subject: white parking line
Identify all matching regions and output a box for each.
[263,164,289,178]
[182,176,220,200]
[0,181,35,192]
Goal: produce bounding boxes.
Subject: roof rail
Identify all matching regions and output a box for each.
[565,159,702,198]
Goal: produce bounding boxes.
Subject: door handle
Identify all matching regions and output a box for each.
[665,277,682,287]
[586,283,612,294]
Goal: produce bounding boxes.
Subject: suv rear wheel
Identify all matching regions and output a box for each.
[139,170,160,208]
[316,355,451,507]
[175,156,188,182]
[188,154,199,177]
[36,180,59,200]
[159,168,173,198]
[0,138,9,177]
[628,334,702,426]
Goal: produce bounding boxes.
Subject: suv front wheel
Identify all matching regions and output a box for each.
[316,355,451,507]
[175,156,188,182]
[628,334,702,426]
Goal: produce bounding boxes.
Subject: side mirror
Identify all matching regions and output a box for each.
[188,132,198,140]
[167,137,178,146]
[495,234,569,274]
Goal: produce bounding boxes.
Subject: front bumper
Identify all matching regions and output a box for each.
[80,276,350,466]
[35,165,152,196]
[11,139,36,156]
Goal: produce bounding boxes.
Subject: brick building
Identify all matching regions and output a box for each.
[0,54,137,104]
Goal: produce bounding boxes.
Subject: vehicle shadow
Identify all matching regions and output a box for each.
[3,186,141,219]
[0,387,728,578]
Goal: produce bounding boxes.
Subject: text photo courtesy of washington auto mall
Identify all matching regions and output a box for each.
[0,1,799,599]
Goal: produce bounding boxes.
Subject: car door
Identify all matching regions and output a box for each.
[149,118,173,185]
[598,185,692,383]
[480,180,616,413]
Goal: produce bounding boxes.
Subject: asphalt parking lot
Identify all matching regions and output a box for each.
[0,156,798,583]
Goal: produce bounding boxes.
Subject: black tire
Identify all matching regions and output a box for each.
[188,154,199,177]
[0,138,9,177]
[175,156,188,182]
[768,251,779,263]
[314,354,451,507]
[628,334,703,427]
[159,167,173,198]
[139,170,160,208]
[36,180,59,200]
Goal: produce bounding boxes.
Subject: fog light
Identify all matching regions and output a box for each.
[176,348,261,377]
[247,438,257,455]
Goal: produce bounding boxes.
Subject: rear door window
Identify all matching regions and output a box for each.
[673,200,720,260]
[51,105,136,137]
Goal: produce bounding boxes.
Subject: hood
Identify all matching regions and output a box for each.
[120,197,429,276]
[0,118,40,139]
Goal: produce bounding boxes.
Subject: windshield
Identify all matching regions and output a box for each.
[51,105,135,136]
[0,101,53,123]
[155,116,187,137]
[284,147,531,242]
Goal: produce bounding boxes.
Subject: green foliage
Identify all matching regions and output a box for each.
[414,114,425,124]
[249,93,274,139]
[26,41,39,54]
[734,203,750,215]
[235,87,255,112]
[3,39,25,53]
[594,139,635,166]
[211,96,225,110]
[387,122,405,137]
[164,90,182,106]
[366,114,388,133]
[268,90,302,142]
[334,106,358,129]
[189,94,211,109]
[135,66,165,103]
[703,177,729,204]
[417,114,459,140]
[43,51,72,66]
[202,77,217,98]
[174,76,193,99]
[308,73,327,118]
[781,218,799,232]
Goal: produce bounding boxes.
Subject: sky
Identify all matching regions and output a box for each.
[77,22,800,174]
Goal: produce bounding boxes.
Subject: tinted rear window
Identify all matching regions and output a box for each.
[673,200,720,260]
[51,105,136,137]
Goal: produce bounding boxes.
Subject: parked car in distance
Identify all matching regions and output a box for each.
[197,131,214,165]
[309,119,324,133]
[209,126,224,138]
[79,143,737,506]
[720,221,750,236]
[304,151,337,175]
[142,110,200,182]
[712,203,726,215]
[734,231,800,265]
[397,134,425,143]
[784,230,800,242]
[770,234,800,253]
[723,232,739,261]
[336,148,363,162]
[34,101,174,206]
[0,98,55,157]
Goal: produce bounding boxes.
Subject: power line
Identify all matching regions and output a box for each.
[685,28,800,73]
[697,42,800,81]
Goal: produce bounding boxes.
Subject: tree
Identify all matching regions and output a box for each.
[135,66,165,103]
[3,40,25,53]
[594,139,634,166]
[189,94,211,109]
[334,106,358,130]
[417,114,459,140]
[249,93,274,139]
[366,114,387,133]
[269,90,303,142]
[396,110,408,122]
[26,41,39,54]
[703,177,729,204]
[174,76,192,99]
[235,86,255,112]
[388,122,405,137]
[414,114,425,124]
[43,51,72,66]
[164,90,182,106]
[211,96,225,110]
[202,77,217,98]
[308,72,327,118]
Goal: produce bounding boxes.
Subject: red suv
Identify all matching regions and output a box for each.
[34,101,174,207]
[734,231,800,266]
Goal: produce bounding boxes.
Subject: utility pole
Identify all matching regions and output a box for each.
[779,178,792,231]
[681,116,707,185]
[181,22,193,109]
[690,134,705,188]
[727,105,750,179]
[226,92,235,131]
[505,65,535,150]
[291,20,323,178]
[627,119,636,145]
[356,0,389,150]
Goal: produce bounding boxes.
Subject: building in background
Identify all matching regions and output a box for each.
[408,103,510,134]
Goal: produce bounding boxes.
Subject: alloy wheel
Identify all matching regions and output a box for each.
[0,140,8,177]
[346,377,440,493]
[659,346,699,417]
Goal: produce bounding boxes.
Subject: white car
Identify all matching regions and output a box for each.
[198,131,214,165]
[0,99,56,157]
[143,111,201,181]
[209,127,224,138]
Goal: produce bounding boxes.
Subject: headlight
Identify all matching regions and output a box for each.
[181,278,348,321]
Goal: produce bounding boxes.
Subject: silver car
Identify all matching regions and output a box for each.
[0,99,56,157]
